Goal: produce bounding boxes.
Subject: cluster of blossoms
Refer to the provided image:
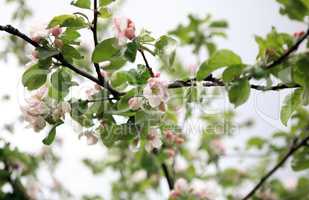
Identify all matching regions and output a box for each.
[30,24,63,59]
[163,129,185,158]
[293,31,305,38]
[21,86,70,132]
[169,178,214,200]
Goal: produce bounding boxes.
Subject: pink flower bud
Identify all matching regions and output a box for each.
[169,190,181,199]
[175,136,185,145]
[128,97,143,110]
[166,148,176,158]
[164,130,176,142]
[125,27,135,40]
[154,72,161,78]
[54,39,64,48]
[49,26,62,37]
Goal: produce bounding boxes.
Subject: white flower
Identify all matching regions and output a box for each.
[143,77,169,108]
[100,60,112,68]
[128,97,143,110]
[174,178,189,193]
[29,23,49,43]
[210,138,225,155]
[78,131,98,145]
[145,128,162,152]
[21,87,49,132]
[52,102,71,120]
[113,17,136,45]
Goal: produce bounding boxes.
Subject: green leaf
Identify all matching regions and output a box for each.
[292,147,309,171]
[197,49,242,81]
[276,0,309,21]
[124,41,138,62]
[71,0,91,9]
[92,38,120,63]
[110,71,128,88]
[280,88,303,126]
[62,44,83,61]
[209,20,228,28]
[50,68,73,100]
[42,122,63,145]
[22,64,48,90]
[228,78,250,107]
[246,137,266,149]
[36,47,59,60]
[99,7,112,18]
[99,0,114,6]
[48,14,87,29]
[155,35,177,67]
[60,28,80,43]
[222,64,245,83]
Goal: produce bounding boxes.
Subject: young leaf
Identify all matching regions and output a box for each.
[99,7,112,18]
[197,49,242,81]
[42,122,63,145]
[155,35,177,67]
[222,64,245,83]
[50,68,73,100]
[100,0,114,6]
[92,38,120,63]
[228,78,250,107]
[124,41,138,62]
[280,88,303,126]
[22,64,48,90]
[71,0,91,9]
[36,47,59,60]
[48,15,87,29]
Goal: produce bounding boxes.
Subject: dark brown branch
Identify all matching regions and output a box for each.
[139,49,155,77]
[242,135,309,200]
[0,24,121,98]
[91,0,108,90]
[161,163,174,190]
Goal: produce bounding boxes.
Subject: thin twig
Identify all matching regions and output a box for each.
[139,49,155,77]
[242,135,309,200]
[161,163,174,190]
[91,0,107,88]
[0,24,122,98]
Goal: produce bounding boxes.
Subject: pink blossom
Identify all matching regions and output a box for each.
[169,190,181,199]
[174,178,189,193]
[210,138,225,155]
[52,102,71,120]
[49,26,62,37]
[143,77,169,108]
[78,131,98,145]
[113,17,136,45]
[128,97,143,110]
[21,87,49,132]
[145,128,162,152]
[29,24,48,43]
[175,136,185,145]
[164,130,176,143]
[193,186,213,200]
[166,148,176,158]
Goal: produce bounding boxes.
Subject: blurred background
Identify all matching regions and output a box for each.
[0,0,306,199]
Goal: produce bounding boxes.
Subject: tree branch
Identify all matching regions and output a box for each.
[0,24,122,98]
[265,28,309,70]
[139,49,155,77]
[91,0,107,88]
[242,134,309,200]
[161,163,174,190]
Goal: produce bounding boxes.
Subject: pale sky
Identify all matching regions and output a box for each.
[0,0,306,199]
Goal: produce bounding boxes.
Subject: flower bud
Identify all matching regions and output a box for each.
[54,39,64,48]
[128,97,143,110]
[49,26,62,37]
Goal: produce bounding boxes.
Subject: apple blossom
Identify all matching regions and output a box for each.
[128,97,143,110]
[210,138,225,155]
[21,87,49,132]
[52,102,71,120]
[145,128,162,152]
[49,26,62,37]
[78,131,99,145]
[192,185,214,200]
[143,77,169,108]
[29,24,48,43]
[166,148,176,158]
[175,136,185,145]
[174,178,189,193]
[113,17,136,45]
[164,129,176,143]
